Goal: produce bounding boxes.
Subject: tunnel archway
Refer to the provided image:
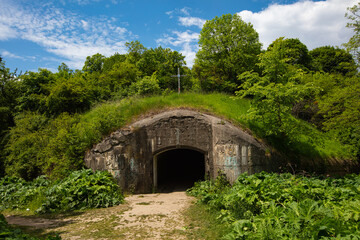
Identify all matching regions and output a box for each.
[153,148,205,192]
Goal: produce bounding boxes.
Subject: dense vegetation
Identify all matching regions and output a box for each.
[0,3,359,240]
[188,172,360,239]
[0,4,359,184]
[0,169,123,214]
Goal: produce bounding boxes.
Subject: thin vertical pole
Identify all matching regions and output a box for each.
[177,67,180,95]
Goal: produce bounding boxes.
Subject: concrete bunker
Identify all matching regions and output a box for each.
[85,109,280,193]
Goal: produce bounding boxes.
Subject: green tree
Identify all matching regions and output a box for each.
[45,74,96,115]
[309,46,357,76]
[125,40,146,64]
[237,38,319,138]
[0,58,21,177]
[102,53,126,73]
[17,69,55,113]
[101,61,139,92]
[344,2,360,64]
[258,37,304,84]
[194,13,262,92]
[5,112,49,180]
[136,46,186,90]
[82,53,106,73]
[57,62,73,79]
[268,38,311,70]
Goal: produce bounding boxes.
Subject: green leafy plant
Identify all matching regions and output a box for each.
[0,169,124,214]
[188,172,360,239]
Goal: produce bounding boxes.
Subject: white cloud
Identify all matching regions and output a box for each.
[161,7,202,67]
[1,50,25,60]
[0,23,18,40]
[0,0,131,69]
[238,0,357,49]
[180,7,191,16]
[157,30,199,67]
[179,17,206,29]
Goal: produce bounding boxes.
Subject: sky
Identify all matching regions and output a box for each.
[0,0,357,72]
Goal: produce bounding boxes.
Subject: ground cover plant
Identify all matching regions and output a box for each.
[187,172,360,239]
[0,169,124,214]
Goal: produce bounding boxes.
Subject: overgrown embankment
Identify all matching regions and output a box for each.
[4,93,356,180]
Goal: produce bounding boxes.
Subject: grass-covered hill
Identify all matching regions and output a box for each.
[3,92,356,180]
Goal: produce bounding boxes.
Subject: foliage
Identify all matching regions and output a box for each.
[82,53,105,73]
[101,61,139,91]
[45,74,96,115]
[188,172,360,239]
[238,76,318,139]
[317,76,360,157]
[36,169,124,214]
[0,214,61,240]
[4,112,49,180]
[16,69,55,113]
[237,37,320,140]
[128,74,161,96]
[194,13,262,92]
[267,38,312,70]
[0,169,124,214]
[4,93,352,179]
[344,2,360,64]
[0,58,20,178]
[310,46,357,76]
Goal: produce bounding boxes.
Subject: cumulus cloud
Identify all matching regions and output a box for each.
[179,17,206,29]
[0,0,130,69]
[238,0,357,49]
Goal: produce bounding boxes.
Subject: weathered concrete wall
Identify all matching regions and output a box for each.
[85,109,282,193]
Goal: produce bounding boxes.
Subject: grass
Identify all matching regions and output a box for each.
[77,92,352,161]
[181,202,231,239]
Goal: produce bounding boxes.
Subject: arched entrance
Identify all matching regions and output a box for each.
[153,148,205,192]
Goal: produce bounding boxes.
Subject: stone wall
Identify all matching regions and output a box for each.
[85,109,282,193]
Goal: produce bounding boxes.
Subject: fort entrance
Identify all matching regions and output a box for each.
[85,109,276,193]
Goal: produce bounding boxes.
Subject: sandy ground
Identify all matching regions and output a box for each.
[5,191,195,240]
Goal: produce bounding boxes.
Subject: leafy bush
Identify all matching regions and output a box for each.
[36,169,124,214]
[0,175,50,211]
[130,75,161,96]
[0,169,124,214]
[188,172,360,239]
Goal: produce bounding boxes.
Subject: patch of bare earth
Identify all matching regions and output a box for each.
[5,191,195,240]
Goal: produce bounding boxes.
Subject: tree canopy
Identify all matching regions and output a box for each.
[194,13,262,92]
[310,46,357,76]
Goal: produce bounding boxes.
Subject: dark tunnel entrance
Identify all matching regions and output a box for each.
[154,148,205,192]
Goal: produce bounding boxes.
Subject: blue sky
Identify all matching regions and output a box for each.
[0,0,356,72]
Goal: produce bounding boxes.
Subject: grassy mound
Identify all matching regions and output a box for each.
[5,93,354,179]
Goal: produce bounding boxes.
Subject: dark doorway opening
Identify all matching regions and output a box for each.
[156,148,205,192]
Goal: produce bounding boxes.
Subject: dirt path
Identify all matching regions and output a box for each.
[5,191,195,240]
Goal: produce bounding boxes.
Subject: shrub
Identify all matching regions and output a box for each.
[188,172,360,239]
[0,169,124,214]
